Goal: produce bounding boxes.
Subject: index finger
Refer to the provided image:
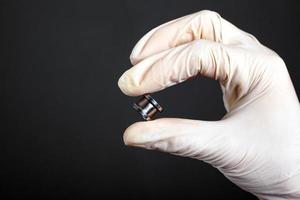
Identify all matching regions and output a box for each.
[130,10,258,65]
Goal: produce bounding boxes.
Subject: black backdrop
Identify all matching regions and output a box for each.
[1,0,299,199]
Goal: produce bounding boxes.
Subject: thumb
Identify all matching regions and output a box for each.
[123,118,230,165]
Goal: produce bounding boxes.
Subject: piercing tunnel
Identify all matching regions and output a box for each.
[132,95,163,120]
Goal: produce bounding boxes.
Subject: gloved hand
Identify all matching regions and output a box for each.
[118,10,300,199]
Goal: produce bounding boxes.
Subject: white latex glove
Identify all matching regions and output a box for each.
[118,10,300,199]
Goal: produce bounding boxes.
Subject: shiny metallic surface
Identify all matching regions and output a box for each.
[132,95,163,120]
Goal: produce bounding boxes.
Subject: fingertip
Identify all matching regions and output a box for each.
[123,121,149,146]
[122,118,188,147]
[117,71,139,97]
[129,51,140,66]
[117,72,129,95]
[122,119,170,147]
[122,124,131,146]
[122,122,135,146]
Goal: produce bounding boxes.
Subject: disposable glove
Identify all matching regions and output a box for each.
[118,10,300,199]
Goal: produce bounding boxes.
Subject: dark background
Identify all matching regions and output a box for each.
[0,0,299,199]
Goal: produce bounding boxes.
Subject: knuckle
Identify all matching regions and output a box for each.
[272,55,285,67]
[150,136,181,153]
[197,10,220,20]
[264,53,286,70]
